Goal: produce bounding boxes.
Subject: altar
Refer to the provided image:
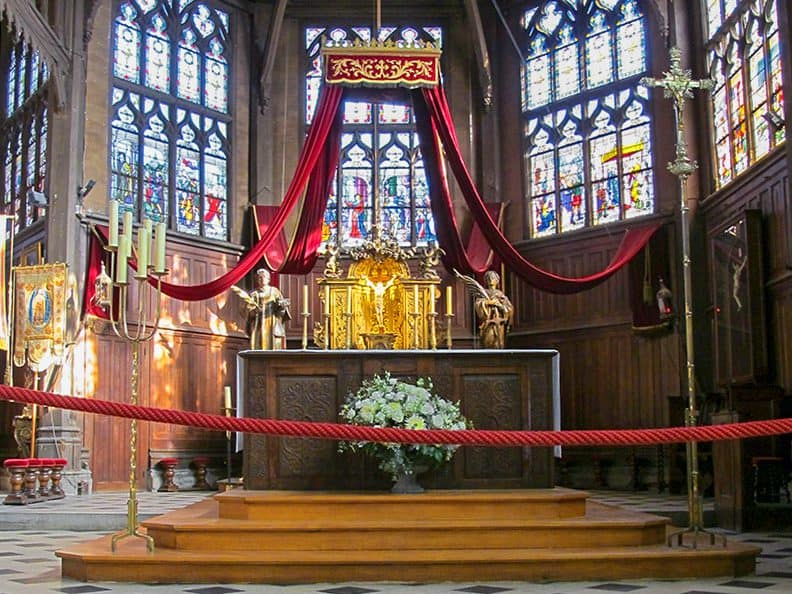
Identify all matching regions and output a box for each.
[238,349,559,490]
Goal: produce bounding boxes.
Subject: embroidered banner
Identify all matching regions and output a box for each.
[322,44,441,88]
[12,263,67,372]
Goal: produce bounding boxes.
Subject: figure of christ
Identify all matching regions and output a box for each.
[365,275,398,331]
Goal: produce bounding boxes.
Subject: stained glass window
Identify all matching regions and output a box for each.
[306,25,441,247]
[522,0,653,238]
[1,30,49,231]
[110,0,231,239]
[705,0,785,189]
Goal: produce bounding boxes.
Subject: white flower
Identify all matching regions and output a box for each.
[338,372,470,479]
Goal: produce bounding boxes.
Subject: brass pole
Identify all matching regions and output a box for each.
[641,47,721,548]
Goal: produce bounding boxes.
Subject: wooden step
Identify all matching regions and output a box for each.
[143,499,668,551]
[58,531,759,584]
[56,489,760,585]
[215,487,588,522]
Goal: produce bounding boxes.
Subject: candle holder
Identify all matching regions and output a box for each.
[223,404,235,485]
[427,311,438,350]
[444,313,454,349]
[99,205,168,553]
[301,311,310,349]
[410,310,421,350]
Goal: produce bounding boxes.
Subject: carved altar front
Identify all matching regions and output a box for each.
[239,349,559,491]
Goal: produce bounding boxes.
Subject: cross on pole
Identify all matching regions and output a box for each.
[640,47,720,549]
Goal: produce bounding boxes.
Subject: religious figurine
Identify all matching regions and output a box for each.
[233,269,291,350]
[455,269,513,349]
[418,241,445,279]
[365,275,398,330]
[321,243,343,278]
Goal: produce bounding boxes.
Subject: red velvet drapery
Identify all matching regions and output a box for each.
[89,80,658,304]
[414,85,660,293]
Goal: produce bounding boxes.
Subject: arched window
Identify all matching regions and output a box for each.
[1,32,49,231]
[305,25,441,248]
[521,0,654,238]
[110,0,231,240]
[704,0,785,189]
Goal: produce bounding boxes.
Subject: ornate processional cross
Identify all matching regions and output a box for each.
[640,47,714,181]
[640,48,717,547]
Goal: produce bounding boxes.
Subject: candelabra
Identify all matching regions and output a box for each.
[98,202,167,553]
[641,48,721,549]
[427,311,437,350]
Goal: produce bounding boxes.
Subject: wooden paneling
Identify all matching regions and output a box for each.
[242,350,556,491]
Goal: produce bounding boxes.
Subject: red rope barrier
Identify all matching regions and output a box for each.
[1,384,790,447]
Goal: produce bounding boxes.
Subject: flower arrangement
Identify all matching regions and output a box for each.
[338,372,469,483]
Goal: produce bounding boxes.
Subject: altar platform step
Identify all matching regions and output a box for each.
[142,498,668,551]
[56,489,760,584]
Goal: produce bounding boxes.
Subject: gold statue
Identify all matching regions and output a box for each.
[365,275,398,330]
[455,269,513,349]
[321,243,343,278]
[233,269,291,350]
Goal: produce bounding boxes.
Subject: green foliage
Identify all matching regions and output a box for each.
[338,372,470,479]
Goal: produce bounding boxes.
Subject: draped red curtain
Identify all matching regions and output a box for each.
[415,85,660,294]
[86,80,659,306]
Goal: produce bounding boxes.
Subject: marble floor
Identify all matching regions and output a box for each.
[1,490,791,594]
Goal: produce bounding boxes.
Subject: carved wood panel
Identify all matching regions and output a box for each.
[241,351,556,490]
[462,374,522,480]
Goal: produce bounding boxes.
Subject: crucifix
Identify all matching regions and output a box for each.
[640,48,718,548]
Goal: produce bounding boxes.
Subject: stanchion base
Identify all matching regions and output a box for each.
[667,525,727,549]
[111,527,155,553]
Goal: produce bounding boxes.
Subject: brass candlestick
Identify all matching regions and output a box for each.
[100,206,167,553]
[301,311,310,349]
[428,312,438,350]
[444,313,454,349]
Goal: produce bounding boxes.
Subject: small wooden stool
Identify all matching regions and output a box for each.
[158,457,179,492]
[24,459,43,503]
[49,458,67,499]
[191,456,210,490]
[3,459,29,504]
[36,459,53,499]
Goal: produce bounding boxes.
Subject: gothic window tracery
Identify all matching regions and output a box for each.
[305,25,441,248]
[704,0,785,189]
[521,0,654,238]
[110,0,231,240]
[1,32,49,231]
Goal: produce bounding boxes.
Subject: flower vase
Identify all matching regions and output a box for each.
[391,468,424,494]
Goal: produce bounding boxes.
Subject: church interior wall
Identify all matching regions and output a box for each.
[0,0,790,502]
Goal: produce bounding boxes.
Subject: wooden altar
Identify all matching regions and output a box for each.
[238,349,559,490]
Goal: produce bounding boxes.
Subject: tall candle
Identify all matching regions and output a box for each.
[346,285,352,312]
[446,286,453,315]
[154,222,166,273]
[123,210,133,237]
[135,227,150,278]
[413,285,419,313]
[108,200,119,248]
[428,287,435,314]
[302,284,309,315]
[223,386,232,411]
[116,234,129,284]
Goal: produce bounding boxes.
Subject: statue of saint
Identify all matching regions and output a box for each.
[455,269,513,349]
[237,269,291,350]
